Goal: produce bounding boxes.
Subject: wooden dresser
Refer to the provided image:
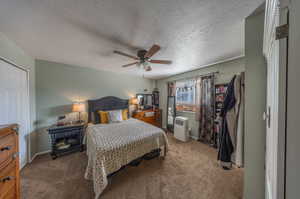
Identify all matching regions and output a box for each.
[0,124,20,199]
[132,109,162,128]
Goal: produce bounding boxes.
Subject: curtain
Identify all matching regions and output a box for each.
[235,72,245,167]
[195,77,201,120]
[198,75,215,144]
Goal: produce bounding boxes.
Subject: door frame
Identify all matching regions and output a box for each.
[277,5,289,199]
[263,0,289,198]
[0,56,31,169]
[285,0,300,198]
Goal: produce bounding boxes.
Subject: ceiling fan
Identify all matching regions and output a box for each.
[113,44,172,72]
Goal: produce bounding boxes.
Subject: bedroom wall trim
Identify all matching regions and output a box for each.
[30,150,51,163]
[166,55,244,79]
[169,71,219,83]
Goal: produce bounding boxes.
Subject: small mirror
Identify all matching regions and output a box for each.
[136,94,144,106]
[136,93,153,110]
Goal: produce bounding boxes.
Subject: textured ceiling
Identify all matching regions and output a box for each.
[0,0,263,79]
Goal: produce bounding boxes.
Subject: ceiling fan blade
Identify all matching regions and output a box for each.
[150,60,172,64]
[145,44,161,58]
[122,62,139,67]
[114,50,138,60]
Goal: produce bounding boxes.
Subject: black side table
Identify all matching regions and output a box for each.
[48,123,85,159]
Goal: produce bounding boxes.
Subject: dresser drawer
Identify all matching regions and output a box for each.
[140,116,155,123]
[0,160,17,199]
[0,133,16,167]
[1,186,16,199]
[133,115,143,120]
[133,110,162,128]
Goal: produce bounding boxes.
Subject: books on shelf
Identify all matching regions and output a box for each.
[214,83,228,148]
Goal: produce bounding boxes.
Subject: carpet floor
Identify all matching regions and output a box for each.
[21,133,243,199]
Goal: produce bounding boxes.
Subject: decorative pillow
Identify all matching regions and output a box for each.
[122,109,129,120]
[108,110,123,123]
[98,111,109,124]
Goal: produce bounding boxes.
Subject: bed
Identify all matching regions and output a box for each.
[84,96,168,199]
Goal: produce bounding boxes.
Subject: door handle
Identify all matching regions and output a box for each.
[0,176,15,183]
[0,146,11,152]
[263,106,271,128]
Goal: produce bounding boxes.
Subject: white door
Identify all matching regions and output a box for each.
[265,39,280,199]
[264,0,288,199]
[0,59,30,168]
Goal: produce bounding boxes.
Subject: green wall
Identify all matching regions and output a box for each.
[35,60,155,152]
[244,8,266,199]
[0,32,37,158]
[157,57,245,139]
[286,0,300,198]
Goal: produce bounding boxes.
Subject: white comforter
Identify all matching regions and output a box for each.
[84,118,168,199]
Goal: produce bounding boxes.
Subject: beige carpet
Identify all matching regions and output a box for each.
[21,133,243,199]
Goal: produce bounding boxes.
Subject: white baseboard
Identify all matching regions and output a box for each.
[30,150,51,163]
[190,135,199,140]
[20,161,27,170]
[20,150,50,170]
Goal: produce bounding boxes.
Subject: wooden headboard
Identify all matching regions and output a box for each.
[87,96,129,123]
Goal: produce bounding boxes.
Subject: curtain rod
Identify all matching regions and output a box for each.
[168,71,219,83]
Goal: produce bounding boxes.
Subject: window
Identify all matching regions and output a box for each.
[175,79,196,112]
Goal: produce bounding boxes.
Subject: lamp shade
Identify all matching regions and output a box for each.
[72,102,85,112]
[130,97,138,105]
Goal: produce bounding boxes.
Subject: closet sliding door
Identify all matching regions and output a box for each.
[0,59,30,168]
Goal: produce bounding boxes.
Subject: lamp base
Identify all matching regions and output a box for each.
[76,112,84,124]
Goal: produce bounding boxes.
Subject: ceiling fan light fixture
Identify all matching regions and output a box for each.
[145,66,152,71]
[142,61,149,68]
[114,44,172,72]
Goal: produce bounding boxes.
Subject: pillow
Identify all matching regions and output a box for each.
[122,109,129,120]
[98,111,109,124]
[108,110,123,123]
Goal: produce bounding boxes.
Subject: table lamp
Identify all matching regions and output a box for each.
[131,97,138,105]
[72,102,85,123]
[129,97,138,115]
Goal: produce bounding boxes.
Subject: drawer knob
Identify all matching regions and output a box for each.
[1,176,14,183]
[0,146,11,151]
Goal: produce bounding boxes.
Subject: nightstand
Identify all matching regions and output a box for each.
[48,123,86,159]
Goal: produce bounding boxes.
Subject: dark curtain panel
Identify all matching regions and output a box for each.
[195,77,201,121]
[198,75,215,144]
